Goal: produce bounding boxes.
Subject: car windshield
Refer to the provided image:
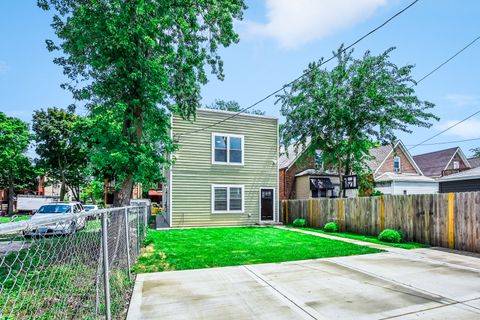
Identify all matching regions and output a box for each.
[38,205,71,214]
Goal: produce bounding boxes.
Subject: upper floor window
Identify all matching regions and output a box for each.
[212,133,244,165]
[393,156,401,173]
[453,161,460,169]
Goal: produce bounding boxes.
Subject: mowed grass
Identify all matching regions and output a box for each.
[133,227,383,273]
[300,227,429,249]
[0,215,31,224]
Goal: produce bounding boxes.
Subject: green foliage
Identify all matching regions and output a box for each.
[38,0,247,205]
[278,46,438,195]
[133,227,382,273]
[0,112,37,214]
[371,190,384,197]
[292,218,306,227]
[206,99,265,115]
[80,179,104,204]
[324,222,339,233]
[32,107,88,201]
[378,229,403,243]
[471,147,480,158]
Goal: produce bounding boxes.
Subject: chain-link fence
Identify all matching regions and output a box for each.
[0,205,148,319]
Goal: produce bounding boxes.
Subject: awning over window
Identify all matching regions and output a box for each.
[310,178,334,190]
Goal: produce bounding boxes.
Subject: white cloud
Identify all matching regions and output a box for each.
[445,94,479,107]
[0,60,10,74]
[437,118,480,139]
[244,0,389,49]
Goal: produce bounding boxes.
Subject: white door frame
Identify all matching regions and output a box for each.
[259,187,276,222]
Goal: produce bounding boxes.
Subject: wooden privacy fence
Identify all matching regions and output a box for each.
[281,192,480,253]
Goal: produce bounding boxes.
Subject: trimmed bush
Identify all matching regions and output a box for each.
[292,218,306,227]
[378,229,402,243]
[323,222,339,233]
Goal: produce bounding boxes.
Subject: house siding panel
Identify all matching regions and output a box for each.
[439,179,480,193]
[170,110,278,227]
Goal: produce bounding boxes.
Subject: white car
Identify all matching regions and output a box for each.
[24,202,86,237]
[83,204,99,212]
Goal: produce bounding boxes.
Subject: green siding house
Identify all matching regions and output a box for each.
[163,109,279,227]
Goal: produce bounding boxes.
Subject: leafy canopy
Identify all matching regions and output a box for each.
[278,46,438,185]
[206,99,265,115]
[32,106,88,200]
[0,112,37,213]
[38,0,247,204]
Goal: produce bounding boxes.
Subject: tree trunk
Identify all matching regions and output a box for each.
[59,179,67,201]
[113,174,134,207]
[7,175,15,215]
[337,160,343,199]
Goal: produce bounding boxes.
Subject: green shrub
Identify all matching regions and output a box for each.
[378,229,402,243]
[323,222,339,233]
[292,218,306,227]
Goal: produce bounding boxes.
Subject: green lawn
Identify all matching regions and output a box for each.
[0,215,31,224]
[299,227,429,249]
[133,227,383,273]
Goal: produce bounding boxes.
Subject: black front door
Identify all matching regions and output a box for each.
[261,188,274,221]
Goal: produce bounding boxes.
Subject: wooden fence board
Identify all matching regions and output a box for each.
[281,192,480,253]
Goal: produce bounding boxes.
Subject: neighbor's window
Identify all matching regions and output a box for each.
[393,156,401,173]
[213,134,244,164]
[212,185,244,213]
[453,161,460,169]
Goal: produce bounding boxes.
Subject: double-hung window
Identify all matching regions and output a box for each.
[212,185,244,213]
[393,156,401,173]
[212,133,244,165]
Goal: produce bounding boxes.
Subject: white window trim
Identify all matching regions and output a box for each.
[211,133,245,166]
[211,184,245,214]
[394,156,401,173]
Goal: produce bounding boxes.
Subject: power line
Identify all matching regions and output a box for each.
[406,137,480,147]
[408,110,480,150]
[407,34,480,150]
[415,35,480,85]
[179,0,420,137]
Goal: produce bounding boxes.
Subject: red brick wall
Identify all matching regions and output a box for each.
[279,154,315,201]
[377,146,418,175]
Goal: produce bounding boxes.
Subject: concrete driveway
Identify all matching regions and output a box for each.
[127,248,480,320]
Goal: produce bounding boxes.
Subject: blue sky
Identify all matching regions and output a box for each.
[1,0,480,157]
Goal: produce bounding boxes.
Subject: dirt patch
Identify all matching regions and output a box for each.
[134,245,173,273]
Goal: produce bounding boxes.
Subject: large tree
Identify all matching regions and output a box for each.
[0,113,36,214]
[278,46,438,196]
[38,0,246,206]
[32,107,88,201]
[206,99,265,115]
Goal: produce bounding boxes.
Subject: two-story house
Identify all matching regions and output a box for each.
[162,109,279,227]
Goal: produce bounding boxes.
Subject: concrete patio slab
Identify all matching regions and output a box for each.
[128,249,480,320]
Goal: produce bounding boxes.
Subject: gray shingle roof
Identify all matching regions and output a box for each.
[468,157,480,168]
[413,147,459,177]
[365,145,393,172]
[278,137,311,169]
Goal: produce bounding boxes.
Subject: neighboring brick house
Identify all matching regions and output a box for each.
[279,139,354,200]
[413,147,471,178]
[366,141,438,195]
[279,140,438,199]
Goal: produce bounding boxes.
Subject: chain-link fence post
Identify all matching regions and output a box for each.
[124,207,132,280]
[101,210,111,320]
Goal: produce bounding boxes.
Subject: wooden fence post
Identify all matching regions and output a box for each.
[285,200,289,225]
[380,195,385,231]
[448,193,455,249]
[338,199,343,231]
